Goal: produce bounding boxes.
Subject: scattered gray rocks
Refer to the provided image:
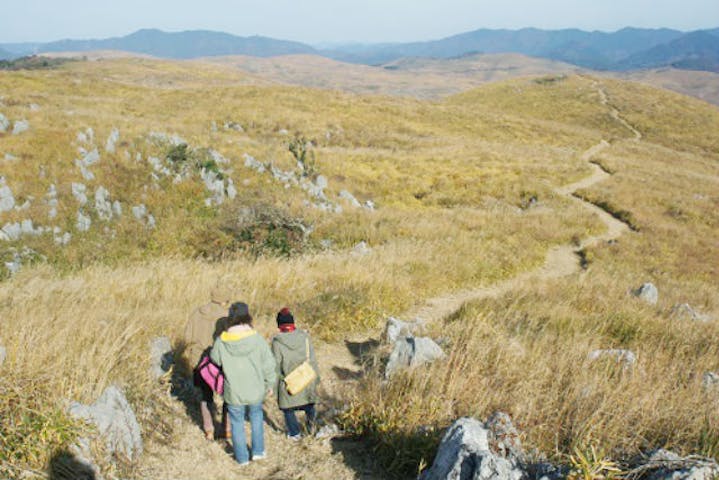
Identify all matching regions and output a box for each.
[635,449,719,480]
[72,182,88,205]
[0,113,9,132]
[244,152,365,214]
[0,344,6,366]
[384,317,425,344]
[77,127,94,144]
[20,219,44,236]
[671,304,711,322]
[4,253,22,275]
[419,416,526,480]
[244,153,266,173]
[132,204,155,229]
[75,148,101,181]
[77,210,92,232]
[352,241,372,256]
[148,155,171,176]
[386,336,446,378]
[1,220,46,241]
[339,189,362,208]
[69,384,143,461]
[224,121,244,132]
[47,184,58,219]
[4,153,17,161]
[94,186,119,221]
[12,119,29,135]
[53,227,72,246]
[149,336,173,379]
[1,222,21,241]
[105,128,119,153]
[633,282,658,305]
[0,176,15,213]
[29,103,40,112]
[2,246,43,276]
[702,372,719,392]
[226,178,237,200]
[587,349,637,369]
[149,131,186,146]
[201,167,229,206]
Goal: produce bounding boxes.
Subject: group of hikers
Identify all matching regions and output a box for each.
[183,287,320,466]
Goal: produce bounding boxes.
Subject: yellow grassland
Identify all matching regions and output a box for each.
[0,58,718,478]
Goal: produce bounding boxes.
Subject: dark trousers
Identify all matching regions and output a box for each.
[282,403,316,437]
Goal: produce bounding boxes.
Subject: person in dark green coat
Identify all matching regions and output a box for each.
[271,307,320,439]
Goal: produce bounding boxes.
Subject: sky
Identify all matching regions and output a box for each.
[1,0,718,44]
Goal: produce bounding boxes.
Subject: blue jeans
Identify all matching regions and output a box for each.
[226,403,264,464]
[282,403,316,437]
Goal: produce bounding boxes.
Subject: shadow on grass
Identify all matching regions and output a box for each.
[48,450,97,480]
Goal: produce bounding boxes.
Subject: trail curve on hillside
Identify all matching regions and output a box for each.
[402,84,634,324]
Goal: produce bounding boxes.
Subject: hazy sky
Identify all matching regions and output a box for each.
[2,0,718,44]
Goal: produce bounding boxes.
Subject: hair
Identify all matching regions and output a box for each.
[227,312,253,327]
[228,302,252,326]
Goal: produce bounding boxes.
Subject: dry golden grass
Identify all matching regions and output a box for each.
[1,58,718,478]
[342,81,719,476]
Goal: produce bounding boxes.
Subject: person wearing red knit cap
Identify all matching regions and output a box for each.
[271,307,320,439]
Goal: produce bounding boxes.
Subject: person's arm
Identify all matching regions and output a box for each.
[209,337,222,366]
[271,339,283,397]
[262,341,278,394]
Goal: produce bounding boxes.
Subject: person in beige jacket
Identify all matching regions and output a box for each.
[184,286,232,440]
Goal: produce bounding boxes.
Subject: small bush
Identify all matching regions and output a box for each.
[166,143,190,166]
[0,376,84,476]
[193,203,311,259]
[288,135,317,177]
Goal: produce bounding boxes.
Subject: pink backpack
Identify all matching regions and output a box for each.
[197,355,224,395]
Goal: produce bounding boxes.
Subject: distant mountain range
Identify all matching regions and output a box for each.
[0,29,316,60]
[1,27,718,73]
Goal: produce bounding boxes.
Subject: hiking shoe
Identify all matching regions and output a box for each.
[253,453,266,461]
[287,434,301,441]
[204,431,214,441]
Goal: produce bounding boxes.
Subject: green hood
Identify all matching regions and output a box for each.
[210,330,276,406]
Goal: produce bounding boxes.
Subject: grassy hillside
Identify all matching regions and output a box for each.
[1,58,718,478]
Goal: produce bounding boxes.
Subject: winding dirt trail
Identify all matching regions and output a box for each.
[402,84,637,324]
[142,82,639,480]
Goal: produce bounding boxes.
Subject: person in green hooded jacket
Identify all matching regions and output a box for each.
[210,302,276,465]
[271,307,320,439]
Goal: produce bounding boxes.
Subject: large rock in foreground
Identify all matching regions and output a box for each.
[69,385,143,460]
[419,417,525,480]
